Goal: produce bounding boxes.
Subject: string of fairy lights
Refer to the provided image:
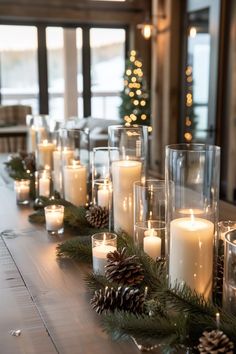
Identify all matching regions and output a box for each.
[184,65,194,142]
[121,50,151,131]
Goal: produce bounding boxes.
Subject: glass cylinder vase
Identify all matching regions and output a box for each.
[134,179,166,259]
[26,114,48,152]
[35,128,56,171]
[108,125,148,236]
[60,128,90,206]
[92,147,115,209]
[223,229,236,315]
[165,144,220,299]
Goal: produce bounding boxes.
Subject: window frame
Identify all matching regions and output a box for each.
[0,20,129,118]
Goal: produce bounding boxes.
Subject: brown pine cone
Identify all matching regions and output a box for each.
[23,153,36,172]
[85,205,109,228]
[91,286,145,315]
[198,330,234,353]
[105,248,144,286]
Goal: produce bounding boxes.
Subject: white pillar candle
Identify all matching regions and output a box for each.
[92,245,116,275]
[143,228,161,260]
[45,205,64,234]
[97,183,110,208]
[53,148,74,192]
[169,216,214,299]
[63,163,87,206]
[38,139,55,170]
[14,180,30,204]
[39,172,50,197]
[112,160,142,235]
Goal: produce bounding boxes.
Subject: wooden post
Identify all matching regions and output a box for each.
[63,28,78,120]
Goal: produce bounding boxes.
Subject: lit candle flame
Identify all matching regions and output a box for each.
[216,312,220,329]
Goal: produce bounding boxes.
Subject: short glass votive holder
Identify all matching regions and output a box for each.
[223,229,236,315]
[134,180,166,260]
[218,221,236,241]
[14,179,30,205]
[92,232,117,275]
[44,205,64,235]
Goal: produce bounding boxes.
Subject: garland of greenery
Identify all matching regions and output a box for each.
[4,151,36,198]
[56,234,236,353]
[7,154,233,351]
[29,196,108,235]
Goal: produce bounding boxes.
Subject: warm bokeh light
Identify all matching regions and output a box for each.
[141,24,152,39]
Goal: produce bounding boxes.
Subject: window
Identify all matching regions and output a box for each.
[0,25,39,113]
[76,28,83,118]
[0,24,126,121]
[90,28,125,119]
[46,27,64,121]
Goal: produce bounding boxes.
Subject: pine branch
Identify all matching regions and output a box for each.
[84,273,116,292]
[56,237,92,262]
[30,197,109,234]
[28,210,45,224]
[156,282,217,317]
[102,311,182,346]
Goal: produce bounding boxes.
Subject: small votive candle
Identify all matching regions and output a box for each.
[143,227,161,260]
[92,232,117,275]
[14,179,30,205]
[44,205,64,235]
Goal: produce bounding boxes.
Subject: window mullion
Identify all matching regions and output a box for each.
[82,27,91,118]
[37,25,49,115]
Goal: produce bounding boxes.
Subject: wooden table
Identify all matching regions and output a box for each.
[1,159,236,354]
[0,180,140,353]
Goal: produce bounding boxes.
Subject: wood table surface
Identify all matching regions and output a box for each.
[0,157,236,354]
[0,178,141,354]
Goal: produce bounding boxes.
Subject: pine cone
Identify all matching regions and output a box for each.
[23,153,36,172]
[198,330,234,353]
[85,205,109,228]
[105,248,144,286]
[91,286,145,314]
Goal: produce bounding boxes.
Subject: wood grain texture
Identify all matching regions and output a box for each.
[0,237,57,354]
[0,184,140,353]
[0,159,236,354]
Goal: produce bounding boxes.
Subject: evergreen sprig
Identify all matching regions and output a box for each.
[57,237,92,262]
[29,196,109,234]
[56,232,236,351]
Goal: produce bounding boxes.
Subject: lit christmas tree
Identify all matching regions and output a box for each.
[119,50,150,127]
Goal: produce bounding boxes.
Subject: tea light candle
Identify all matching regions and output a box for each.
[44,205,64,234]
[39,171,50,197]
[97,181,110,208]
[112,160,142,235]
[38,139,55,170]
[143,227,161,260]
[14,179,30,204]
[92,233,117,275]
[63,161,87,206]
[169,215,214,299]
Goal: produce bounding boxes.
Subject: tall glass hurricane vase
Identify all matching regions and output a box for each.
[165,144,220,299]
[108,125,148,236]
